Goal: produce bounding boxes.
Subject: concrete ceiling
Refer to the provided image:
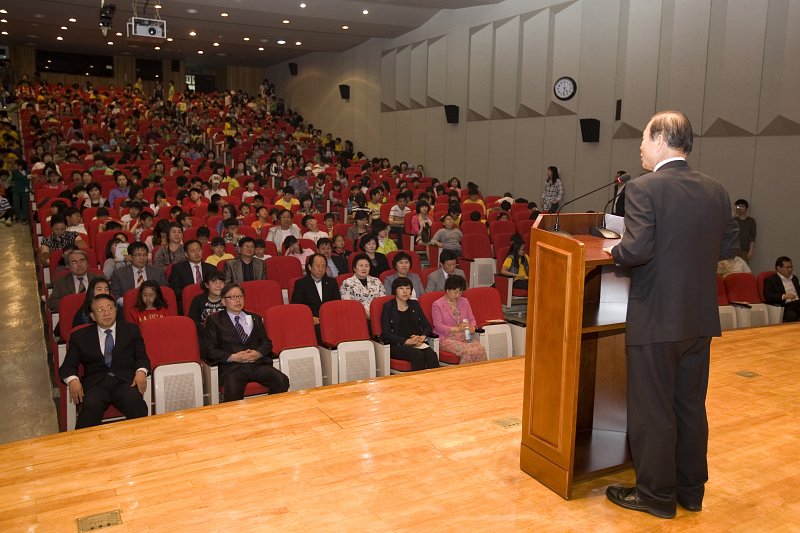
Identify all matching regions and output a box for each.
[2,0,503,68]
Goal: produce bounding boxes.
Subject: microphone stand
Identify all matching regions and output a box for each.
[551,176,626,235]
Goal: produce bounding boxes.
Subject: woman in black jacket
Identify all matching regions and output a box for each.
[381,277,439,371]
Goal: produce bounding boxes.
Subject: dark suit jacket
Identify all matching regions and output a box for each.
[201,310,273,379]
[763,273,800,306]
[49,272,105,312]
[169,260,217,310]
[380,299,432,346]
[331,255,349,275]
[611,183,626,217]
[611,160,739,345]
[223,257,266,284]
[291,274,341,317]
[110,265,167,300]
[59,320,151,387]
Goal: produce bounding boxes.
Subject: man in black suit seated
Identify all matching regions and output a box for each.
[48,249,105,313]
[763,256,800,322]
[59,294,150,429]
[317,238,348,277]
[201,283,290,402]
[110,241,167,303]
[291,253,341,341]
[169,239,217,314]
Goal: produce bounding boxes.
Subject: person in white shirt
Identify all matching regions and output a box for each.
[301,215,328,244]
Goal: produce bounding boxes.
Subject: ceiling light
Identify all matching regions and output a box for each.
[154,46,161,50]
[243,37,250,41]
[166,37,173,41]
[115,32,122,36]
[107,41,113,45]
[362,9,369,15]
[295,41,302,46]
[1,31,8,36]
[189,30,196,36]
[1,19,8,23]
[282,19,290,24]
[258,47,264,51]
[68,17,77,22]
[0,10,7,14]
[60,25,66,30]
[187,8,198,14]
[154,3,162,8]
[300,3,306,8]
[56,35,63,40]
[342,25,349,30]
[220,12,228,17]
[277,40,286,45]
[197,50,204,54]
[213,42,219,46]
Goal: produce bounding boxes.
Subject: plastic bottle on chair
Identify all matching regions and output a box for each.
[462,319,472,341]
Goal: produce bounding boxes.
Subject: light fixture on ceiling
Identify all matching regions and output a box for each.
[154,3,162,8]
[189,30,196,36]
[220,12,228,17]
[277,40,286,45]
[342,25,349,30]
[68,17,77,22]
[1,31,8,36]
[187,8,198,14]
[213,42,219,46]
[115,31,122,36]
[243,37,250,41]
[300,3,306,8]
[295,41,301,46]
[154,46,161,50]
[60,25,67,30]
[282,19,290,24]
[107,41,113,45]
[166,37,173,41]
[362,9,369,15]
[0,10,7,14]
[56,35,63,40]
[197,50,203,54]
[1,19,8,23]
[258,47,264,51]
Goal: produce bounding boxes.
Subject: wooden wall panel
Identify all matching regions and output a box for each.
[410,41,428,109]
[427,36,447,106]
[395,45,412,110]
[492,17,520,119]
[380,50,396,111]
[467,24,493,120]
[519,10,549,117]
[758,0,800,132]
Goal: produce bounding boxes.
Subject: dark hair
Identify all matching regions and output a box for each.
[302,214,315,227]
[648,111,693,155]
[547,166,560,183]
[467,182,479,196]
[197,226,211,238]
[105,237,125,260]
[283,185,295,195]
[202,270,225,291]
[238,236,255,248]
[351,252,370,272]
[469,211,481,221]
[444,274,467,292]
[105,221,123,232]
[316,237,332,249]
[359,234,378,251]
[439,249,458,264]
[370,219,388,234]
[734,199,749,209]
[135,280,167,311]
[506,234,529,274]
[91,293,116,309]
[305,253,327,274]
[223,218,239,229]
[391,251,412,269]
[183,239,201,252]
[253,239,266,249]
[81,278,111,321]
[220,283,244,298]
[282,235,300,253]
[775,256,792,268]
[354,210,369,222]
[391,276,412,295]
[50,214,68,227]
[210,236,226,247]
[416,200,430,214]
[127,241,148,256]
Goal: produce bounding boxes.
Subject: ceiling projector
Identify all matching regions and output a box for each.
[126,17,167,41]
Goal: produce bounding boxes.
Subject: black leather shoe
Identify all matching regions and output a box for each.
[678,498,702,512]
[606,485,676,519]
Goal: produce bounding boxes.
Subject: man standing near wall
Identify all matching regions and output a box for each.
[604,111,739,519]
[733,199,756,264]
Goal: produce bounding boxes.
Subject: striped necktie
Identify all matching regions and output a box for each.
[194,264,202,283]
[234,316,248,343]
[136,269,144,287]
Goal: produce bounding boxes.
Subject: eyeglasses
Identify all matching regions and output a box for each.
[224,295,244,301]
[68,258,87,265]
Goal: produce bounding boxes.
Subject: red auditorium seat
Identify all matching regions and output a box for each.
[241,279,284,315]
[369,294,424,374]
[264,304,323,391]
[319,300,377,383]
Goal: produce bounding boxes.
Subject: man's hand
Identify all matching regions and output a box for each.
[785,292,798,302]
[312,316,320,325]
[602,246,615,255]
[131,370,147,394]
[68,379,84,404]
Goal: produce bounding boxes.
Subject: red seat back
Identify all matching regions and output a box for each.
[723,273,761,304]
[319,300,369,345]
[139,316,201,368]
[58,293,87,340]
[464,287,504,327]
[716,275,729,306]
[241,280,284,314]
[461,233,492,260]
[265,304,318,354]
[489,220,516,238]
[418,291,445,325]
[756,271,773,302]
[181,283,205,315]
[369,295,395,337]
[266,256,303,289]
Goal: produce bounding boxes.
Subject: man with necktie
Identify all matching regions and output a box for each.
[110,242,167,303]
[169,240,217,314]
[201,283,289,401]
[48,249,104,312]
[59,294,151,429]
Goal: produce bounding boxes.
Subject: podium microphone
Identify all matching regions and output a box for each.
[591,173,630,238]
[551,174,629,235]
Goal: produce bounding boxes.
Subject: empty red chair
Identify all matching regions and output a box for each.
[723,273,768,327]
[318,300,376,384]
[265,304,323,391]
[139,316,205,413]
[489,220,516,240]
[464,287,514,359]
[266,256,303,301]
[241,279,284,314]
[459,232,495,288]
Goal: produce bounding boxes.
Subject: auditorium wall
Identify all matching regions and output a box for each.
[266,0,800,274]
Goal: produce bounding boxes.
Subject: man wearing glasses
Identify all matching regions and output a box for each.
[201,283,289,401]
[109,241,167,304]
[48,249,104,312]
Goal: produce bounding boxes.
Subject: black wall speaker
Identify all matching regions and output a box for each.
[580,118,600,142]
[171,60,180,73]
[444,105,459,124]
[288,62,298,76]
[338,84,350,100]
[614,99,622,121]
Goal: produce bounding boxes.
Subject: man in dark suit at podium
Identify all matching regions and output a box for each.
[605,111,739,519]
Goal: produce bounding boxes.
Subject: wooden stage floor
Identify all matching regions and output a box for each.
[2,324,799,532]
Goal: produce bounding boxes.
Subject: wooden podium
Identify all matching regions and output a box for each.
[519,213,631,499]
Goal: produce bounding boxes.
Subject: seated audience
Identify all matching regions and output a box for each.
[72,278,111,329]
[317,237,347,277]
[130,280,170,325]
[763,256,800,322]
[201,283,290,402]
[48,249,104,313]
[205,236,235,267]
[266,209,301,250]
[153,222,187,267]
[411,201,433,245]
[382,251,424,298]
[301,214,328,243]
[380,277,439,371]
[426,249,466,292]
[102,236,128,279]
[499,234,529,290]
[359,234,390,278]
[59,294,150,429]
[431,275,487,364]
[169,239,217,313]
[340,253,386,319]
[39,214,87,266]
[188,271,227,335]
[283,235,315,268]
[291,253,342,341]
[346,210,370,244]
[109,242,167,302]
[430,214,463,256]
[224,237,266,284]
[372,220,398,255]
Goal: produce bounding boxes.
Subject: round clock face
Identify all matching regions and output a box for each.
[554,76,577,101]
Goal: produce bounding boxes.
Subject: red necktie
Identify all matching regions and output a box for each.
[194,264,202,283]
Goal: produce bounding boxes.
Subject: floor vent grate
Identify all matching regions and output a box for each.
[76,509,122,531]
[494,416,521,428]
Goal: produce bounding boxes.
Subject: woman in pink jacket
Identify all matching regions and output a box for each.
[430,274,487,364]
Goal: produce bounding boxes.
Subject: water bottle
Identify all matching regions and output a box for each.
[462,319,472,341]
